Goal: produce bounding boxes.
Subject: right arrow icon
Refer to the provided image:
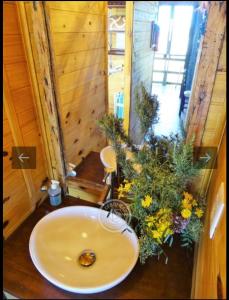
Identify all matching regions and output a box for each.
[200,152,211,163]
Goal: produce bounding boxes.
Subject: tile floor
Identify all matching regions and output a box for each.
[151,84,182,137]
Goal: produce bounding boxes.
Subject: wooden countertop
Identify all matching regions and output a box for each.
[3,196,193,299]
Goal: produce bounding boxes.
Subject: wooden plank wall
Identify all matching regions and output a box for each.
[191,30,226,195]
[129,1,159,144]
[186,2,226,147]
[23,2,67,183]
[3,2,48,238]
[192,128,226,299]
[3,106,32,238]
[44,1,108,166]
[123,1,133,134]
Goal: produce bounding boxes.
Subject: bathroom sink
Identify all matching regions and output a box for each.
[29,206,139,294]
[100,145,142,174]
[100,146,117,172]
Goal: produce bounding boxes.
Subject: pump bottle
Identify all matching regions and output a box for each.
[48,180,62,206]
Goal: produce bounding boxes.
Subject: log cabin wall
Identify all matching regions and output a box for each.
[44,1,108,166]
[3,1,48,238]
[192,128,226,299]
[129,1,159,144]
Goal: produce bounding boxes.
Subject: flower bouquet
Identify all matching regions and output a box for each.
[98,84,205,263]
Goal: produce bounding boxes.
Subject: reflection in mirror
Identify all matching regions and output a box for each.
[151,2,207,138]
[107,1,200,144]
[108,4,125,119]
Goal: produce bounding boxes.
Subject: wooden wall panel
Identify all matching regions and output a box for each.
[186,2,226,146]
[191,34,226,195]
[52,32,105,55]
[47,2,106,15]
[3,105,33,238]
[23,2,68,183]
[3,2,48,238]
[44,1,108,166]
[192,129,226,299]
[57,63,105,94]
[49,10,105,33]
[55,48,105,76]
[129,1,158,144]
[189,9,226,296]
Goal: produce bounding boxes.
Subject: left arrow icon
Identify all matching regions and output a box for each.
[18,153,30,163]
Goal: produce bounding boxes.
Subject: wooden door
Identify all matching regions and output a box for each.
[3,2,48,238]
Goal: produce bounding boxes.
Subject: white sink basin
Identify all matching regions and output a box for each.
[100,146,117,172]
[100,145,142,174]
[29,206,139,294]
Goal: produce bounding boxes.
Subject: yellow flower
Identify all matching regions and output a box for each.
[183,191,193,201]
[182,198,192,210]
[118,192,124,199]
[181,208,192,219]
[145,215,155,222]
[157,208,171,215]
[124,182,132,192]
[152,230,162,239]
[141,195,152,208]
[157,223,167,232]
[117,180,133,198]
[192,199,198,207]
[117,185,124,199]
[195,208,204,218]
[147,222,153,227]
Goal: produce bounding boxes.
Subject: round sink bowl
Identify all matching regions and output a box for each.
[29,206,139,294]
[100,145,117,171]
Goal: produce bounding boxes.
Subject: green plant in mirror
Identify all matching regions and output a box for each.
[135,82,159,136]
[98,84,206,264]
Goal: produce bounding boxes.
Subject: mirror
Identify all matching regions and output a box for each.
[108,1,207,143]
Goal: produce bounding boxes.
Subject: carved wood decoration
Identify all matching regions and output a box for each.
[185,1,226,146]
[109,15,125,30]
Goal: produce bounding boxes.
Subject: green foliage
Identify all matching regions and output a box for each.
[135,82,159,135]
[97,114,128,147]
[138,234,163,264]
[180,217,204,247]
[98,83,206,264]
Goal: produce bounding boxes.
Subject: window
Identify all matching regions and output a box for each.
[108,8,125,55]
[114,91,124,119]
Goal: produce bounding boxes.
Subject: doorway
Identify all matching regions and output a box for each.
[152,4,194,86]
[152,2,199,136]
[107,2,126,119]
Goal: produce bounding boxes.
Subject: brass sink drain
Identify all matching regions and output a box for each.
[78,250,96,267]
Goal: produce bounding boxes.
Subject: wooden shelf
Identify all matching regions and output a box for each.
[108,29,125,33]
[66,152,110,204]
[108,49,125,56]
[108,1,126,8]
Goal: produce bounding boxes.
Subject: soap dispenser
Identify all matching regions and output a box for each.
[48,180,62,206]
